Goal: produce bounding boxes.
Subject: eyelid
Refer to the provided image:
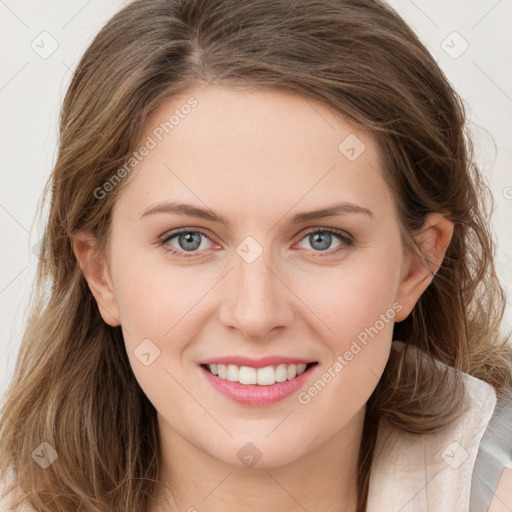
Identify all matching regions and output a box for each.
[293,226,355,254]
[159,226,355,258]
[159,227,220,249]
[299,226,354,242]
[160,225,353,242]
[160,226,217,243]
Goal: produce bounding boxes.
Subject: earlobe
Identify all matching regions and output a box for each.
[394,213,454,322]
[71,232,121,327]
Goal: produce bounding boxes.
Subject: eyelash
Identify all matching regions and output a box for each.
[158,227,355,259]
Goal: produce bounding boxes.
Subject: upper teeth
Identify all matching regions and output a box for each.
[208,363,308,385]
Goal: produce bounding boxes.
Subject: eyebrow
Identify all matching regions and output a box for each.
[139,200,374,226]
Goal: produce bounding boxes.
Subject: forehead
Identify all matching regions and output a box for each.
[115,84,393,223]
[143,83,374,165]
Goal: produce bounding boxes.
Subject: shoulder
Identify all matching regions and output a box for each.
[367,343,511,512]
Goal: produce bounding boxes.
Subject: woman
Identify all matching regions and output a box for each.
[1,1,511,510]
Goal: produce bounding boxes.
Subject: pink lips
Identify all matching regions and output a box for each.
[199,356,317,407]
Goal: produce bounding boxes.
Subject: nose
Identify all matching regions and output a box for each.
[217,249,296,341]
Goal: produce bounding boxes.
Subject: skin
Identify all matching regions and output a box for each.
[73,83,454,511]
[489,468,512,511]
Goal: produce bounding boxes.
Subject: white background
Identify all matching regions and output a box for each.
[0,0,511,400]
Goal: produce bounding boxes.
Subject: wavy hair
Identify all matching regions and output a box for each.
[1,0,511,510]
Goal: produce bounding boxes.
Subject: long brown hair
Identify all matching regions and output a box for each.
[1,0,511,510]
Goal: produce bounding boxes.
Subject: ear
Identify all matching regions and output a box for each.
[71,232,121,327]
[394,213,454,322]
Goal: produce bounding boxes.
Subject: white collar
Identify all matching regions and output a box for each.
[367,343,497,511]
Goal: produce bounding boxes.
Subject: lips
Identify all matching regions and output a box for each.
[198,356,318,406]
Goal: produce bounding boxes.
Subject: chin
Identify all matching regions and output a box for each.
[203,434,313,470]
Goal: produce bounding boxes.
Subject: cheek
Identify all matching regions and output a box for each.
[110,246,197,338]
[289,249,401,403]
[293,255,402,345]
[291,269,398,435]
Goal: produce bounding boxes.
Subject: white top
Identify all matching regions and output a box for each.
[367,341,512,511]
[2,343,511,511]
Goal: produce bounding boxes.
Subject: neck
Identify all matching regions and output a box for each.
[152,407,365,512]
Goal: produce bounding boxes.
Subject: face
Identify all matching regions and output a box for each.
[78,83,438,469]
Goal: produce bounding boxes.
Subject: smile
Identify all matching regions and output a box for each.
[202,362,315,385]
[199,358,319,406]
